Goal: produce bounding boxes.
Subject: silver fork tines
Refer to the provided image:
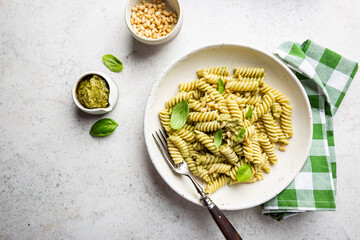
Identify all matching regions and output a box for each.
[152,129,204,195]
[152,130,177,172]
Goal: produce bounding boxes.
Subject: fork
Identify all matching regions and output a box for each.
[153,129,242,240]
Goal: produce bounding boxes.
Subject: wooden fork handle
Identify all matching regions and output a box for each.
[208,205,242,240]
[201,196,242,240]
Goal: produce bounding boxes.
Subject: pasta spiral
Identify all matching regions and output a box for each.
[194,130,221,157]
[167,139,184,164]
[169,135,189,158]
[271,102,282,118]
[204,74,233,85]
[205,175,229,194]
[197,165,210,182]
[250,92,275,123]
[165,92,191,109]
[185,157,198,176]
[219,144,238,164]
[208,163,232,174]
[281,103,293,138]
[158,109,172,132]
[259,134,278,164]
[226,98,242,119]
[233,67,265,78]
[232,144,243,156]
[198,66,230,77]
[173,128,195,142]
[242,140,253,163]
[260,82,290,104]
[225,80,259,92]
[197,153,225,165]
[179,80,198,92]
[252,137,263,166]
[195,121,220,132]
[191,89,203,100]
[261,114,279,143]
[245,95,262,105]
[188,99,203,111]
[188,111,219,122]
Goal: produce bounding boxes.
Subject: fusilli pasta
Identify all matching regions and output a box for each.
[159,66,293,194]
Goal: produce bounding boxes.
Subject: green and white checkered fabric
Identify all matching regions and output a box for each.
[262,40,358,221]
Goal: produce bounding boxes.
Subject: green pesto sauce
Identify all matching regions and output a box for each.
[76,74,110,109]
[218,114,244,142]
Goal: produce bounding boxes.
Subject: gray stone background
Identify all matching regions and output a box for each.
[1,0,359,239]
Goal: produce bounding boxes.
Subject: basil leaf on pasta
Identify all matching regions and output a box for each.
[245,106,253,119]
[170,100,189,129]
[218,77,224,94]
[214,129,223,148]
[236,164,252,182]
[90,118,118,137]
[236,127,246,140]
[102,54,123,72]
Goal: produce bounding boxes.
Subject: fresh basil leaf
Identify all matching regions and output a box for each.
[170,100,189,129]
[236,164,252,182]
[214,129,223,148]
[245,106,253,119]
[236,127,246,141]
[90,118,118,136]
[102,54,124,72]
[218,77,224,94]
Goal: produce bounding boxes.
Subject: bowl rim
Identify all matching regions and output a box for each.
[72,71,118,115]
[124,0,183,44]
[143,43,313,210]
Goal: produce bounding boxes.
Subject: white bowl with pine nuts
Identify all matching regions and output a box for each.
[125,0,183,45]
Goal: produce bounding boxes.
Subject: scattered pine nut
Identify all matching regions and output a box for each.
[279,146,287,152]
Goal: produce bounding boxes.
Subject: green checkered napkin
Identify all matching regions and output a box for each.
[262,40,358,220]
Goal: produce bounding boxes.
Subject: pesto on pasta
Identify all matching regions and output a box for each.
[159,66,293,194]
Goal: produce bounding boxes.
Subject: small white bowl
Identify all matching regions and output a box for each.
[72,71,119,115]
[125,0,183,45]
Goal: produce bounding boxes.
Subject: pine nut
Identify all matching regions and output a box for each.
[279,146,287,152]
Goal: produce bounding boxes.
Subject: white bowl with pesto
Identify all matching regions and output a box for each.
[125,0,183,45]
[72,71,119,115]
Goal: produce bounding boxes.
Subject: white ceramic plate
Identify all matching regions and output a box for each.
[144,44,312,210]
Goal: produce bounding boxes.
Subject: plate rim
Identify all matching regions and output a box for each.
[144,43,313,210]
